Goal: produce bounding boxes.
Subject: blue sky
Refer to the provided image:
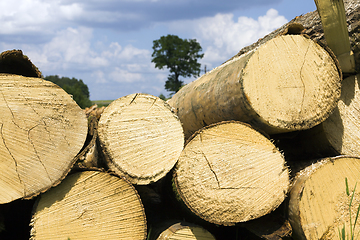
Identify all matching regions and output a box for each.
[0,0,316,100]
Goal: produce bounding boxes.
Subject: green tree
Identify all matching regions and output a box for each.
[44,75,92,109]
[151,34,204,94]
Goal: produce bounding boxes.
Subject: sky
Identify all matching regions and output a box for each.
[0,0,317,100]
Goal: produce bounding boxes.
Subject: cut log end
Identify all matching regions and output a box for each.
[323,73,360,156]
[30,171,147,240]
[152,222,216,240]
[243,35,341,133]
[0,74,88,204]
[289,156,360,240]
[174,121,289,225]
[98,93,184,185]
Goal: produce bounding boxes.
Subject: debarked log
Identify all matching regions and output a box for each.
[288,156,360,240]
[0,74,88,204]
[173,121,289,226]
[30,171,147,240]
[168,34,341,139]
[98,93,184,185]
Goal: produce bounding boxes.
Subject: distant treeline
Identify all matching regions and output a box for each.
[45,75,92,109]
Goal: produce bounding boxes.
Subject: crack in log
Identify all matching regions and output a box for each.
[0,123,25,195]
[129,93,138,105]
[148,97,157,111]
[28,125,52,182]
[299,41,311,115]
[199,133,239,190]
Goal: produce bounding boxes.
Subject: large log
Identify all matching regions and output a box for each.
[173,121,289,226]
[98,93,184,185]
[30,170,147,240]
[168,34,341,139]
[274,73,360,162]
[0,74,88,203]
[288,156,360,240]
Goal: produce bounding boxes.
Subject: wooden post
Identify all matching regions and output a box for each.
[314,0,356,73]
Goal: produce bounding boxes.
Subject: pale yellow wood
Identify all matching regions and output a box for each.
[174,121,289,225]
[0,74,87,203]
[314,0,355,73]
[168,35,341,139]
[98,93,184,185]
[155,222,215,240]
[30,171,147,240]
[322,73,360,156]
[289,156,360,240]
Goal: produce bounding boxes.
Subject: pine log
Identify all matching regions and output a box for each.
[168,34,341,139]
[149,221,216,240]
[173,121,289,225]
[30,170,146,240]
[288,156,360,240]
[0,74,88,204]
[98,93,184,185]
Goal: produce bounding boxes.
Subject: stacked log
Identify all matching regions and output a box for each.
[30,171,147,240]
[0,74,88,204]
[97,93,184,185]
[4,1,360,239]
[173,121,289,225]
[168,34,341,139]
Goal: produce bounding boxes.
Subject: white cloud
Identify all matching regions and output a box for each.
[109,68,143,83]
[193,8,287,64]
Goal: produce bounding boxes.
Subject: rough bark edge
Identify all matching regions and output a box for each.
[174,120,289,226]
[30,168,148,240]
[0,50,42,78]
[73,116,105,169]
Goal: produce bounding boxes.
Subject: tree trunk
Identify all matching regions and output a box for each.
[30,170,147,240]
[288,156,360,240]
[149,221,216,240]
[0,74,88,204]
[173,121,289,226]
[168,34,341,139]
[98,93,184,185]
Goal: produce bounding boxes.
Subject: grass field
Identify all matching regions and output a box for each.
[91,100,113,107]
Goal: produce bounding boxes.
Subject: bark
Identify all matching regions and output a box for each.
[0,50,42,78]
[168,34,341,140]
[98,93,184,185]
[30,170,147,240]
[288,156,360,240]
[0,74,88,203]
[173,121,289,226]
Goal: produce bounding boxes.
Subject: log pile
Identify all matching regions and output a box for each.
[2,1,360,240]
